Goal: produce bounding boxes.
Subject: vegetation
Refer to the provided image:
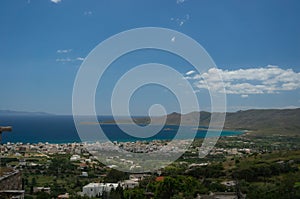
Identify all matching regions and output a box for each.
[18,148,300,198]
[6,130,300,198]
[112,108,300,135]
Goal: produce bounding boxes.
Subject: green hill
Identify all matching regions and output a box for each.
[124,108,300,135]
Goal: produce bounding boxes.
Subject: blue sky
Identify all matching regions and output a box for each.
[0,0,299,115]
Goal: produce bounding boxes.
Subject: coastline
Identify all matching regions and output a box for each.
[2,128,245,145]
[1,115,245,145]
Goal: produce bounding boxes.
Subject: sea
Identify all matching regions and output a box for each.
[0,115,243,144]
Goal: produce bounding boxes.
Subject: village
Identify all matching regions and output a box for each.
[1,134,300,198]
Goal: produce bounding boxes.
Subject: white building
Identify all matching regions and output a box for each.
[81,172,88,177]
[121,179,139,189]
[82,183,119,198]
[33,187,51,194]
[70,155,81,161]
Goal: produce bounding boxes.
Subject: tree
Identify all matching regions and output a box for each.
[36,192,51,199]
[123,188,144,199]
[104,169,128,183]
[30,185,33,195]
[31,177,37,186]
[155,177,180,199]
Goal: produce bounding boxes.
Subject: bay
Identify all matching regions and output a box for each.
[0,116,242,144]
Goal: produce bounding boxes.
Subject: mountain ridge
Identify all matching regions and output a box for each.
[112,108,300,135]
[0,110,53,116]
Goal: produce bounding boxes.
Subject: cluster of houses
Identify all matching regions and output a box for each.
[81,173,146,197]
[31,174,145,198]
[0,139,253,198]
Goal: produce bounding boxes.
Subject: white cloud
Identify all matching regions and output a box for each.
[56,58,72,62]
[171,14,190,27]
[176,0,187,4]
[186,65,300,95]
[51,0,61,4]
[84,11,93,16]
[57,49,72,53]
[56,57,85,63]
[76,57,85,61]
[185,70,195,76]
[226,105,300,112]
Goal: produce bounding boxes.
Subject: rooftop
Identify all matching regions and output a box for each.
[0,167,14,177]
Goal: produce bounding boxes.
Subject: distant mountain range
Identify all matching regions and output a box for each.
[1,109,299,135]
[0,110,53,116]
[110,108,300,136]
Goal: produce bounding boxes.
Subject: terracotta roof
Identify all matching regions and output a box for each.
[155,176,165,182]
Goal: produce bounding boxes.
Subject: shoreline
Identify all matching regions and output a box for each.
[2,130,245,145]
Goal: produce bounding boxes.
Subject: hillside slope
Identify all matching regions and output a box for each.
[130,108,300,135]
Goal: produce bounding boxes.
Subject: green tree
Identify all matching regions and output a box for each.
[104,169,128,183]
[31,177,37,186]
[123,188,144,199]
[36,191,51,199]
[155,177,179,199]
